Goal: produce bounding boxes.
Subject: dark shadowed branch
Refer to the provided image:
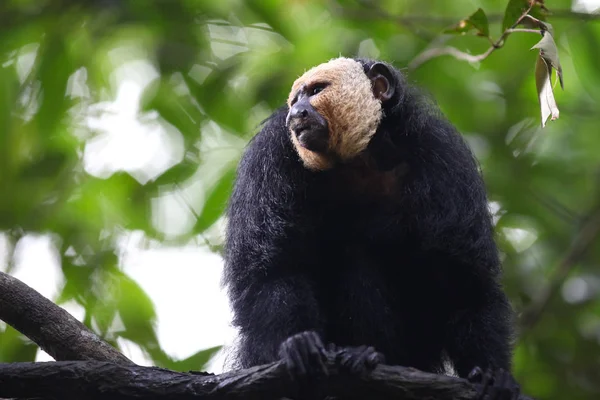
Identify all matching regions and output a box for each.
[0,271,536,399]
[0,360,535,400]
[0,271,132,365]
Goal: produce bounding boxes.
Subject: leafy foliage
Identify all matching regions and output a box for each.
[445,8,490,37]
[0,1,599,399]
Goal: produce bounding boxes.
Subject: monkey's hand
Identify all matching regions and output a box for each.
[468,367,521,400]
[328,344,385,375]
[278,331,328,379]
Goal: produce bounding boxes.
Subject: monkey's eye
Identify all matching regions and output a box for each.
[290,94,299,106]
[309,83,328,96]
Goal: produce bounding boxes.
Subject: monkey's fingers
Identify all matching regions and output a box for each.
[468,367,520,400]
[282,340,307,376]
[278,331,328,378]
[336,345,384,375]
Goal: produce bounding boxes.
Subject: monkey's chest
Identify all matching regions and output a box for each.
[314,245,449,367]
[311,196,402,252]
[322,163,404,202]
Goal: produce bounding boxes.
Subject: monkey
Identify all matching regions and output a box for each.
[223,57,520,399]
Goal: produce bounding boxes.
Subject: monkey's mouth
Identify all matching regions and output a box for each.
[290,123,329,153]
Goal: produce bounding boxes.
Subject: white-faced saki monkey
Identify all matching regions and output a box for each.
[224,57,520,399]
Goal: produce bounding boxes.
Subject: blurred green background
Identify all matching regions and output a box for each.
[1,1,599,399]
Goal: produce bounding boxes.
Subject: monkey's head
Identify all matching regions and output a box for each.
[286,57,396,171]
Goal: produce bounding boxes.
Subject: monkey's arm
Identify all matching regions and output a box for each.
[224,109,323,368]
[443,280,514,377]
[396,111,514,375]
[397,111,499,271]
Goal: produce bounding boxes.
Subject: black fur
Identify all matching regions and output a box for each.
[224,58,514,378]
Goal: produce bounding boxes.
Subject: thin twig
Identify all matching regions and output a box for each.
[408,46,495,69]
[551,9,600,20]
[408,4,537,69]
[505,28,544,34]
[335,7,600,26]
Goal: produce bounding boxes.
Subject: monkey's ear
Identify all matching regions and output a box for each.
[366,63,395,102]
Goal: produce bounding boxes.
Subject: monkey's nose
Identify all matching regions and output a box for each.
[286,106,309,126]
[291,107,308,119]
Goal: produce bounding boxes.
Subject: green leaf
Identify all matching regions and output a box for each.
[35,35,75,137]
[58,259,95,305]
[116,272,157,333]
[245,1,293,41]
[0,63,18,168]
[152,160,199,187]
[0,326,38,362]
[141,77,204,146]
[502,0,529,32]
[19,151,68,179]
[527,1,550,23]
[184,63,248,134]
[444,8,490,37]
[194,167,236,233]
[170,346,222,372]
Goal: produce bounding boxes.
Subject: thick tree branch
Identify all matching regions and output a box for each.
[0,270,536,399]
[0,360,534,400]
[0,271,132,365]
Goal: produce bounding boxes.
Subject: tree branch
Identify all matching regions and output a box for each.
[505,28,545,34]
[408,46,496,69]
[520,208,600,330]
[409,5,538,69]
[339,2,599,70]
[0,360,534,400]
[0,271,132,365]
[0,270,537,399]
[549,9,600,20]
[335,5,600,26]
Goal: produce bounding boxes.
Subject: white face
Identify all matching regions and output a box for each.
[287,58,383,171]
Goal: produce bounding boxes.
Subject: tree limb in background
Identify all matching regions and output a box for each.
[0,271,133,365]
[409,45,496,69]
[0,360,535,400]
[408,4,537,70]
[337,7,600,27]
[520,208,600,330]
